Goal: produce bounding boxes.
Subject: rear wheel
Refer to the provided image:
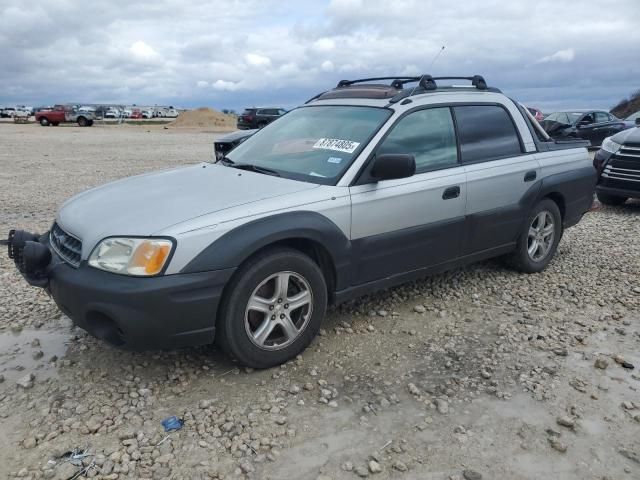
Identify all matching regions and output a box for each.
[509,199,562,273]
[596,191,627,206]
[218,248,327,368]
[77,116,88,127]
[257,121,268,129]
[39,117,50,126]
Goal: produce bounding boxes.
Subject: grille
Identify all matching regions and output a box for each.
[601,144,640,190]
[50,223,82,267]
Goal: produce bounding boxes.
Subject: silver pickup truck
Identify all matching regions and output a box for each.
[4,75,596,368]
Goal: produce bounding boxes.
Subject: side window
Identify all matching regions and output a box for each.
[377,107,458,173]
[453,105,522,163]
[580,113,595,125]
[595,112,609,123]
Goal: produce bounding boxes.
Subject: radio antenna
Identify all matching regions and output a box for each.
[428,45,445,69]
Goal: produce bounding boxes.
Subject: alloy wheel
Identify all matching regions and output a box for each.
[527,210,555,261]
[244,271,313,350]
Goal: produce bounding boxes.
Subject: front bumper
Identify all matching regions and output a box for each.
[6,231,235,350]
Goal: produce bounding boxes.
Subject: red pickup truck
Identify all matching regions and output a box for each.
[35,105,95,127]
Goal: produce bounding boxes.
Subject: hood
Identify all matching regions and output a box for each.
[611,126,640,144]
[57,163,318,257]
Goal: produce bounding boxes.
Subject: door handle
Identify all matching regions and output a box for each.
[524,170,537,182]
[442,186,460,200]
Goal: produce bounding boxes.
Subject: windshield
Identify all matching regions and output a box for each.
[225,105,392,184]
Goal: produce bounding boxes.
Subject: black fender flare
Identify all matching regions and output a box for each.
[533,165,596,226]
[180,211,352,289]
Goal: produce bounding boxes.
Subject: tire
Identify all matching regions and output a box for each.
[77,116,88,127]
[596,191,627,206]
[508,198,563,273]
[257,121,268,129]
[217,247,327,368]
[39,117,50,126]
[87,120,94,127]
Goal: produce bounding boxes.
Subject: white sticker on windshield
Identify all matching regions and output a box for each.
[313,138,360,154]
[327,156,343,164]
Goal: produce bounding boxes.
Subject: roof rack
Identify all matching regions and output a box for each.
[307,74,499,104]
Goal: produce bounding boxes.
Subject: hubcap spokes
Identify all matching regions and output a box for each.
[245,271,313,350]
[527,211,555,261]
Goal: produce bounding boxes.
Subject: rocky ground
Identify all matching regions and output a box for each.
[0,123,638,480]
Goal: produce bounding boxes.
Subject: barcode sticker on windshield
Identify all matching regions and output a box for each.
[313,138,360,154]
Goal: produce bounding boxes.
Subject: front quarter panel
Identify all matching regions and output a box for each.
[161,185,351,275]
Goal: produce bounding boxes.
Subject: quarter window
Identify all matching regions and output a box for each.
[377,107,458,173]
[453,105,522,163]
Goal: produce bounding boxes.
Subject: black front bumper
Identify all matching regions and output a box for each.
[8,232,235,350]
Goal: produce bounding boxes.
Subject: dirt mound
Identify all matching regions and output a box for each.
[169,107,236,130]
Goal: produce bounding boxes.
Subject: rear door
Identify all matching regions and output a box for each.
[349,107,466,285]
[455,104,541,255]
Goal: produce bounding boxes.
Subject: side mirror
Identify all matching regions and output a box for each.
[371,154,416,181]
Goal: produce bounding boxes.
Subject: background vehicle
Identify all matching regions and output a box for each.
[237,107,287,129]
[527,106,544,122]
[1,107,17,118]
[5,75,595,369]
[624,111,640,126]
[540,109,631,147]
[593,127,640,205]
[129,111,143,119]
[214,129,257,161]
[142,110,154,119]
[35,105,95,126]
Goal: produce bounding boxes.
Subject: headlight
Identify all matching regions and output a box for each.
[88,237,174,276]
[601,137,622,154]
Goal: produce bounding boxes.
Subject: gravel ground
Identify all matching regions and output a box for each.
[0,123,639,480]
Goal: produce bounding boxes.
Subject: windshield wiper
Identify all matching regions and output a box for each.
[229,163,280,177]
[217,156,235,165]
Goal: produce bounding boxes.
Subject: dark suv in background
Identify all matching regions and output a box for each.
[237,107,286,129]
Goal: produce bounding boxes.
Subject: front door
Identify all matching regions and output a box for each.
[349,107,466,285]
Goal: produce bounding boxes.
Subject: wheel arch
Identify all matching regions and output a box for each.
[541,191,566,220]
[180,211,352,296]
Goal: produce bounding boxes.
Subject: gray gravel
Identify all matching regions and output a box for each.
[1,123,639,479]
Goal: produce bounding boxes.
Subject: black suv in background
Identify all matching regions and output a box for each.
[237,107,286,129]
[594,127,640,205]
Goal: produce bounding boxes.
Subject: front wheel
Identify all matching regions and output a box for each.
[39,117,50,126]
[77,116,88,127]
[218,248,327,368]
[508,199,562,273]
[596,191,627,206]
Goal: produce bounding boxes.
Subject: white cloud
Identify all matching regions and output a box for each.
[245,53,271,67]
[536,48,575,64]
[212,79,241,91]
[128,41,161,64]
[196,80,209,88]
[312,37,336,52]
[321,60,334,72]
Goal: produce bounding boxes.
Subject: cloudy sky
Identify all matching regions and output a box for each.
[1,0,638,112]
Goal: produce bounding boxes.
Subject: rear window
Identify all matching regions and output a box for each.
[453,105,522,163]
[242,109,256,115]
